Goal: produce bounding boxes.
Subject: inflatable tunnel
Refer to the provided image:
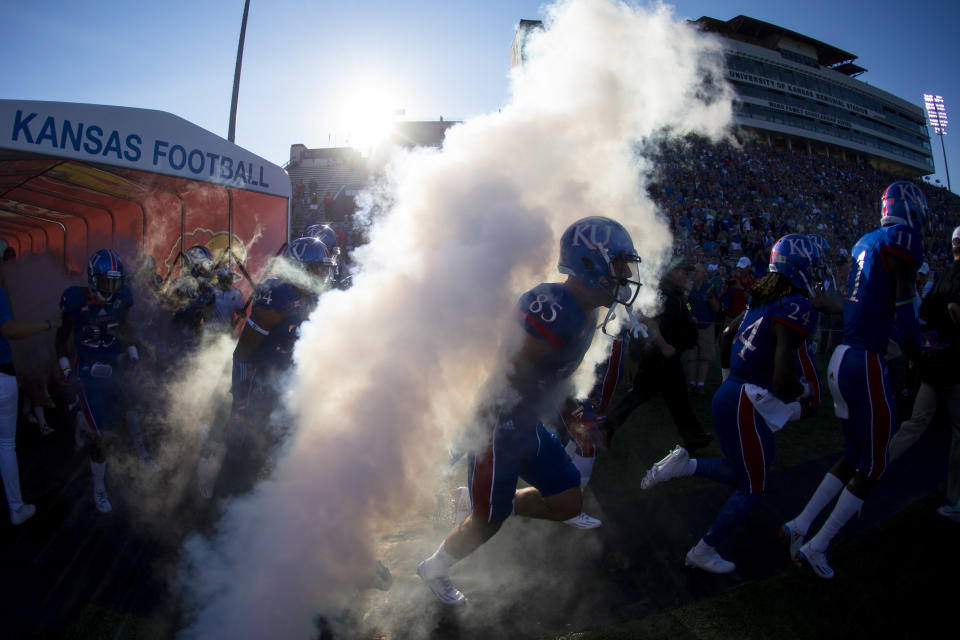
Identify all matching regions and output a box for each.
[0,99,290,289]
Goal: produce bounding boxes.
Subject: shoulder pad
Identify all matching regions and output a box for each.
[254,278,299,311]
[59,286,87,313]
[517,283,584,347]
[773,294,818,337]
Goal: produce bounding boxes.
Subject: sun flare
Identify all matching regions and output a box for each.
[332,83,404,152]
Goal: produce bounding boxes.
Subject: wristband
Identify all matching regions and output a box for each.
[247,317,270,336]
[127,345,139,362]
[58,356,72,378]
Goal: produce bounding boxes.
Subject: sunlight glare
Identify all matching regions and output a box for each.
[332,82,403,152]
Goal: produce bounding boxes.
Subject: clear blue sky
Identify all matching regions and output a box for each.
[2,0,957,192]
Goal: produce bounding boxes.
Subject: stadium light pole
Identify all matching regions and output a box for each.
[923,94,951,192]
[228,0,251,143]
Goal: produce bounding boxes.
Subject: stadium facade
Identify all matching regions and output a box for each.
[287,121,458,233]
[513,15,935,178]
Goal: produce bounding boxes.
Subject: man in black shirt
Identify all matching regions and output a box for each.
[888,225,960,522]
[605,258,713,452]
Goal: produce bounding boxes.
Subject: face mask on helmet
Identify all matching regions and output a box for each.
[285,237,338,289]
[87,249,124,301]
[93,274,123,300]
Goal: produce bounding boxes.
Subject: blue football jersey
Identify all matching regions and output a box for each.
[730,293,818,392]
[60,285,133,366]
[248,278,315,368]
[843,224,924,353]
[515,282,598,418]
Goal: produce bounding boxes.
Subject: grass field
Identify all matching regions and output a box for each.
[6,352,957,640]
[546,357,958,640]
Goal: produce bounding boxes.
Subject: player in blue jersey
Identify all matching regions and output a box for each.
[782,181,928,579]
[417,216,642,605]
[197,236,337,498]
[56,250,137,513]
[639,234,823,573]
[166,244,217,349]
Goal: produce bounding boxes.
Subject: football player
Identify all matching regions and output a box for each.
[640,234,823,573]
[166,244,217,347]
[306,223,349,288]
[56,250,137,513]
[782,181,927,579]
[209,264,246,332]
[197,236,336,498]
[417,216,642,605]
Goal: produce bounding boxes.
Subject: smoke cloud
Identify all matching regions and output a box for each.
[180,1,732,637]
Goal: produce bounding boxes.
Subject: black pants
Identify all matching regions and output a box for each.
[605,349,709,448]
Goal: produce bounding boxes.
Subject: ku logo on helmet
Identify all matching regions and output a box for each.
[569,223,613,250]
[785,237,813,258]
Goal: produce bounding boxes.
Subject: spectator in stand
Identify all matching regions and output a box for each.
[1,261,62,525]
[323,191,335,219]
[725,256,753,319]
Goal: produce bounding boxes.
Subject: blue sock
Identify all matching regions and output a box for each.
[703,489,762,548]
[694,457,738,486]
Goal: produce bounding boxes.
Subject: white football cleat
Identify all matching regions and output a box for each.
[641,445,690,490]
[779,521,805,565]
[563,512,602,529]
[798,543,834,579]
[417,561,466,606]
[452,486,472,527]
[93,489,112,514]
[685,543,735,574]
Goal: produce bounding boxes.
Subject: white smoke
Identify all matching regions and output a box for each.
[180,1,731,637]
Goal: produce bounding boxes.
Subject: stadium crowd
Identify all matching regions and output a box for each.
[2,137,960,612]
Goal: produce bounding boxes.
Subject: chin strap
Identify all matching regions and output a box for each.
[600,303,619,336]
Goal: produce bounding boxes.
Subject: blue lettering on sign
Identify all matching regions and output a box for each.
[187,149,204,174]
[83,125,103,154]
[61,120,83,151]
[103,130,123,159]
[169,144,186,170]
[36,116,59,147]
[124,134,141,162]
[11,110,36,143]
[8,110,271,191]
[153,140,168,164]
[205,152,219,177]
